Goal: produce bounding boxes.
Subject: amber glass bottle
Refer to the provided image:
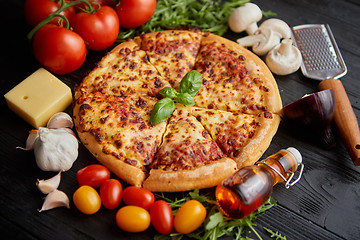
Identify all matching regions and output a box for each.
[215,147,302,219]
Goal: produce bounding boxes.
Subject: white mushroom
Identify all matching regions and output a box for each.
[228,3,262,35]
[237,18,292,56]
[265,39,302,75]
[237,28,279,56]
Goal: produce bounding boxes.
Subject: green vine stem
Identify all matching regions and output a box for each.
[27,0,95,41]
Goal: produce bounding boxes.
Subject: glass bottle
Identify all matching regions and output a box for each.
[215,147,303,219]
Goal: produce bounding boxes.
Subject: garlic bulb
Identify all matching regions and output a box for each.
[34,127,78,172]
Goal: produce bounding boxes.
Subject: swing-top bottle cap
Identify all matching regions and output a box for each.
[286,147,302,165]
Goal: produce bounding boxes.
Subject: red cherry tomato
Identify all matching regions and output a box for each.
[32,24,86,74]
[150,200,174,235]
[116,0,157,29]
[100,179,123,210]
[71,6,119,50]
[24,0,75,28]
[76,164,110,188]
[122,186,155,210]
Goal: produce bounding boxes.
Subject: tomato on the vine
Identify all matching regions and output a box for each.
[122,186,155,210]
[100,179,122,210]
[24,0,75,28]
[116,0,157,29]
[116,206,151,232]
[32,24,86,74]
[174,200,206,234]
[76,164,111,188]
[73,185,102,215]
[71,6,119,50]
[150,200,174,235]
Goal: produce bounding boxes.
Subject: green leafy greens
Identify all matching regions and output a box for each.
[150,70,202,125]
[155,189,283,240]
[117,0,250,42]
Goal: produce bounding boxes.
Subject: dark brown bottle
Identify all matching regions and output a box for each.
[215,147,303,219]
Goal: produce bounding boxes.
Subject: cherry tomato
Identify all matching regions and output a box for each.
[122,186,155,210]
[174,200,206,234]
[116,0,157,29]
[100,179,122,210]
[32,24,86,74]
[73,185,101,215]
[150,200,174,235]
[24,0,75,28]
[76,164,111,188]
[71,6,119,50]
[116,206,151,232]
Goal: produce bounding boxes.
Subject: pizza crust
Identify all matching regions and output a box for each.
[75,132,146,186]
[143,157,237,192]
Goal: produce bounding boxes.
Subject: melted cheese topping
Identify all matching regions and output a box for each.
[194,41,270,114]
[151,106,225,171]
[76,92,167,170]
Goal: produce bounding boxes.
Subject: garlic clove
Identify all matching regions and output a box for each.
[47,112,74,129]
[39,189,70,212]
[17,129,39,151]
[36,171,61,194]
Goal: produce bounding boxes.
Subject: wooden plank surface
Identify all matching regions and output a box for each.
[1,0,359,239]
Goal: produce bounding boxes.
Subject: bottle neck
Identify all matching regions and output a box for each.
[260,149,299,185]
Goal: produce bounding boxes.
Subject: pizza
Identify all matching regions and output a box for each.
[73,30,282,192]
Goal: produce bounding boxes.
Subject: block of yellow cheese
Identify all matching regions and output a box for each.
[4,68,73,128]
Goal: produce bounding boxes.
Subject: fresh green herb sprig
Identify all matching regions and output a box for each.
[117,0,250,42]
[155,189,282,240]
[150,70,202,125]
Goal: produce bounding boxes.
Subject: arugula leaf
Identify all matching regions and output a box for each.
[150,97,175,125]
[264,228,287,240]
[117,0,250,42]
[179,70,203,97]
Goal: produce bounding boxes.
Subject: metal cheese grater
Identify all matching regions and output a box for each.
[292,24,360,166]
[291,24,347,81]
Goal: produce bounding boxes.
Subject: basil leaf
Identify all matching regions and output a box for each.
[180,70,202,97]
[150,98,175,125]
[175,92,195,106]
[159,87,179,99]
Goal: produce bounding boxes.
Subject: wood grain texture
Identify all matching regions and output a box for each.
[1,0,359,239]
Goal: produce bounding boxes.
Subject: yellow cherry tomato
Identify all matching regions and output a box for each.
[73,185,101,215]
[116,206,151,232]
[174,199,207,234]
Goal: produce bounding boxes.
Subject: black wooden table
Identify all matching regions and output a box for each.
[1,0,359,239]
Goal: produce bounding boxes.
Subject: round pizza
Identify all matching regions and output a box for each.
[73,30,282,192]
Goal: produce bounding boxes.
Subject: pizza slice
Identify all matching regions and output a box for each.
[143,105,238,192]
[73,92,167,186]
[194,33,282,115]
[185,106,280,168]
[136,30,202,91]
[75,39,171,99]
